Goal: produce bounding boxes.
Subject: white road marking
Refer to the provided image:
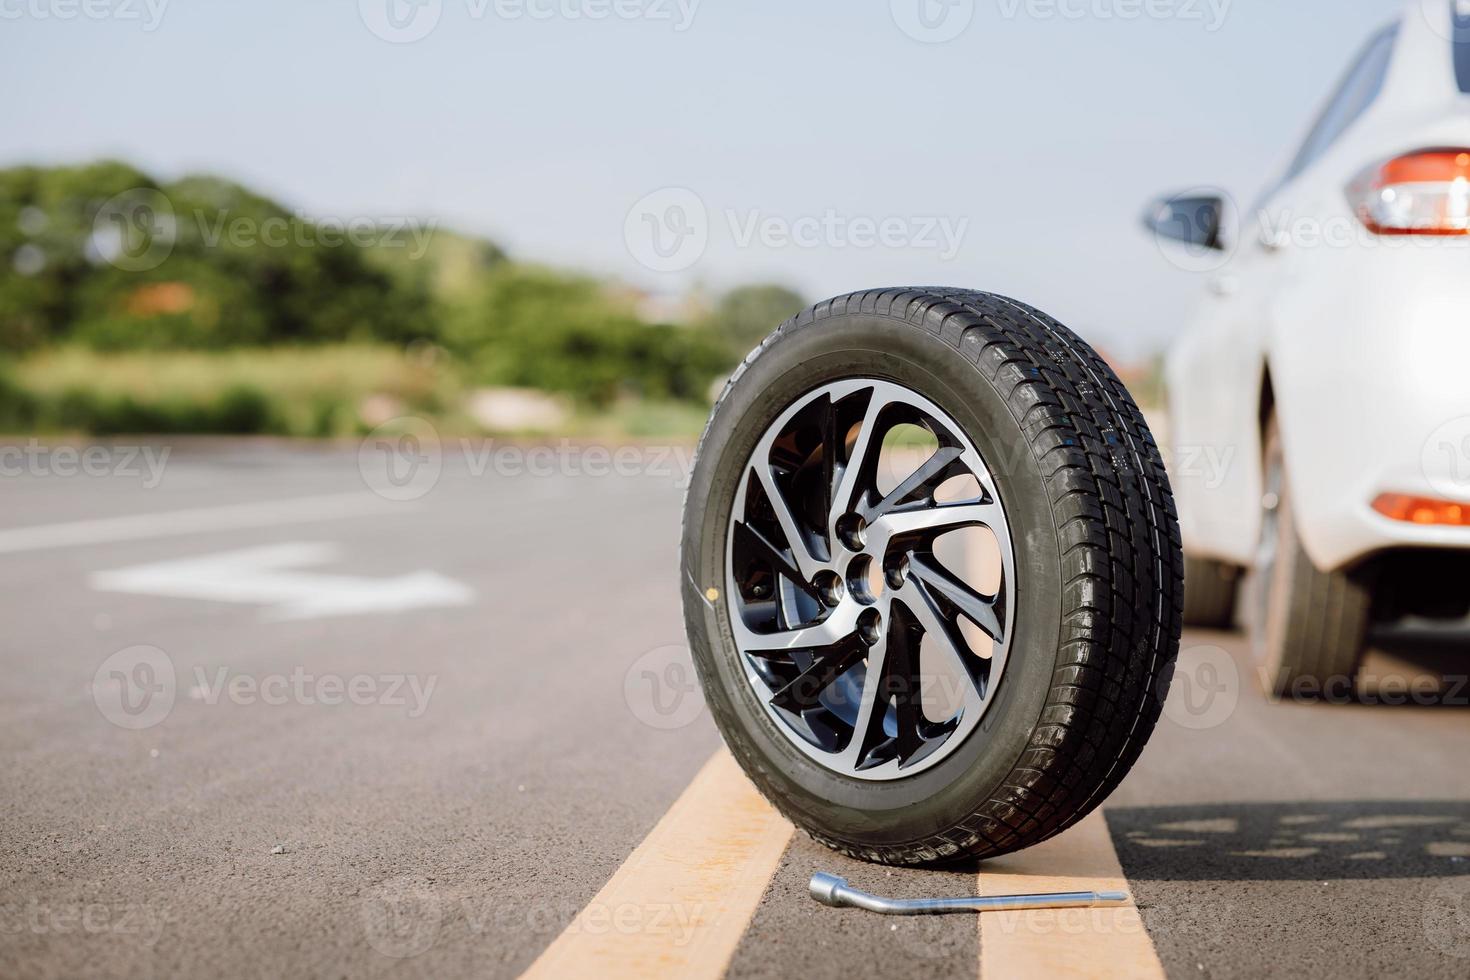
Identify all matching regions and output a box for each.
[89,541,474,621]
[0,492,405,554]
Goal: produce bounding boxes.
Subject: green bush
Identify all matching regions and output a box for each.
[0,162,437,352]
[447,265,733,406]
[6,345,455,437]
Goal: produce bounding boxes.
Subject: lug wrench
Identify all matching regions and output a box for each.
[808,872,1129,916]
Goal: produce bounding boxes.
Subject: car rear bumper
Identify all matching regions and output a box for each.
[1270,245,1470,570]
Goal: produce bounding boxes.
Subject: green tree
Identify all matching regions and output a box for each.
[707,284,807,357]
[446,265,732,406]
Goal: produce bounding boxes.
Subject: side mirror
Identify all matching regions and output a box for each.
[1142,193,1225,251]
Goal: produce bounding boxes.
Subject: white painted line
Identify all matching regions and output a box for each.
[979,810,1165,979]
[0,492,405,554]
[520,749,793,980]
[90,542,474,620]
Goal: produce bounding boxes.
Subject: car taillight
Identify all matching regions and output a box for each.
[1347,149,1470,235]
[1372,493,1470,527]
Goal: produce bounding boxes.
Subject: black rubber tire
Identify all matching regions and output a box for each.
[680,288,1183,865]
[1248,417,1371,700]
[1182,555,1239,629]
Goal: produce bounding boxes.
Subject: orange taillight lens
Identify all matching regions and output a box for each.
[1372,493,1470,527]
[1347,150,1470,235]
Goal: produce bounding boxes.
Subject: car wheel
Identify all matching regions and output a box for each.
[1182,555,1239,628]
[1248,415,1370,700]
[680,289,1183,865]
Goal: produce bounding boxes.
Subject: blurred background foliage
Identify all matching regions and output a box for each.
[0,160,807,438]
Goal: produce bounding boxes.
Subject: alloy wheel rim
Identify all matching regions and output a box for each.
[723,378,1016,781]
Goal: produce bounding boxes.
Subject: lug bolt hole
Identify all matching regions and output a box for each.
[813,570,844,608]
[885,555,910,590]
[845,555,884,605]
[836,513,868,552]
[857,608,883,647]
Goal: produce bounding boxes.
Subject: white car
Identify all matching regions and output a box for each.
[1148,0,1470,697]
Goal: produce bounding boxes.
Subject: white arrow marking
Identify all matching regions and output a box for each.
[89,542,475,621]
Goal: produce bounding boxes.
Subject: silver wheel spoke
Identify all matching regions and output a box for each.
[735,606,857,653]
[753,462,821,582]
[725,378,1013,781]
[861,446,965,522]
[908,553,1003,643]
[829,390,886,530]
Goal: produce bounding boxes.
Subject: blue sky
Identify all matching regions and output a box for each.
[0,0,1410,356]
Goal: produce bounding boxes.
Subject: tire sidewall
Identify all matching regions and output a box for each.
[681,312,1063,848]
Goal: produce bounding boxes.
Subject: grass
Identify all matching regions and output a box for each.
[1,345,457,437]
[0,345,715,441]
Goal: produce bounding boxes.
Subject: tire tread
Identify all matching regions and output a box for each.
[686,288,1184,864]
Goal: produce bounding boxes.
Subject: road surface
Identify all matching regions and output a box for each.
[2,440,1468,978]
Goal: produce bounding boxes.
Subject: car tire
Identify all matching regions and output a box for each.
[680,289,1183,865]
[1248,416,1370,700]
[1182,555,1239,629]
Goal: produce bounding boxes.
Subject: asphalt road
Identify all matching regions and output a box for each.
[2,440,1469,979]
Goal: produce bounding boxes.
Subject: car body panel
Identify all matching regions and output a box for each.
[1166,0,1470,572]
